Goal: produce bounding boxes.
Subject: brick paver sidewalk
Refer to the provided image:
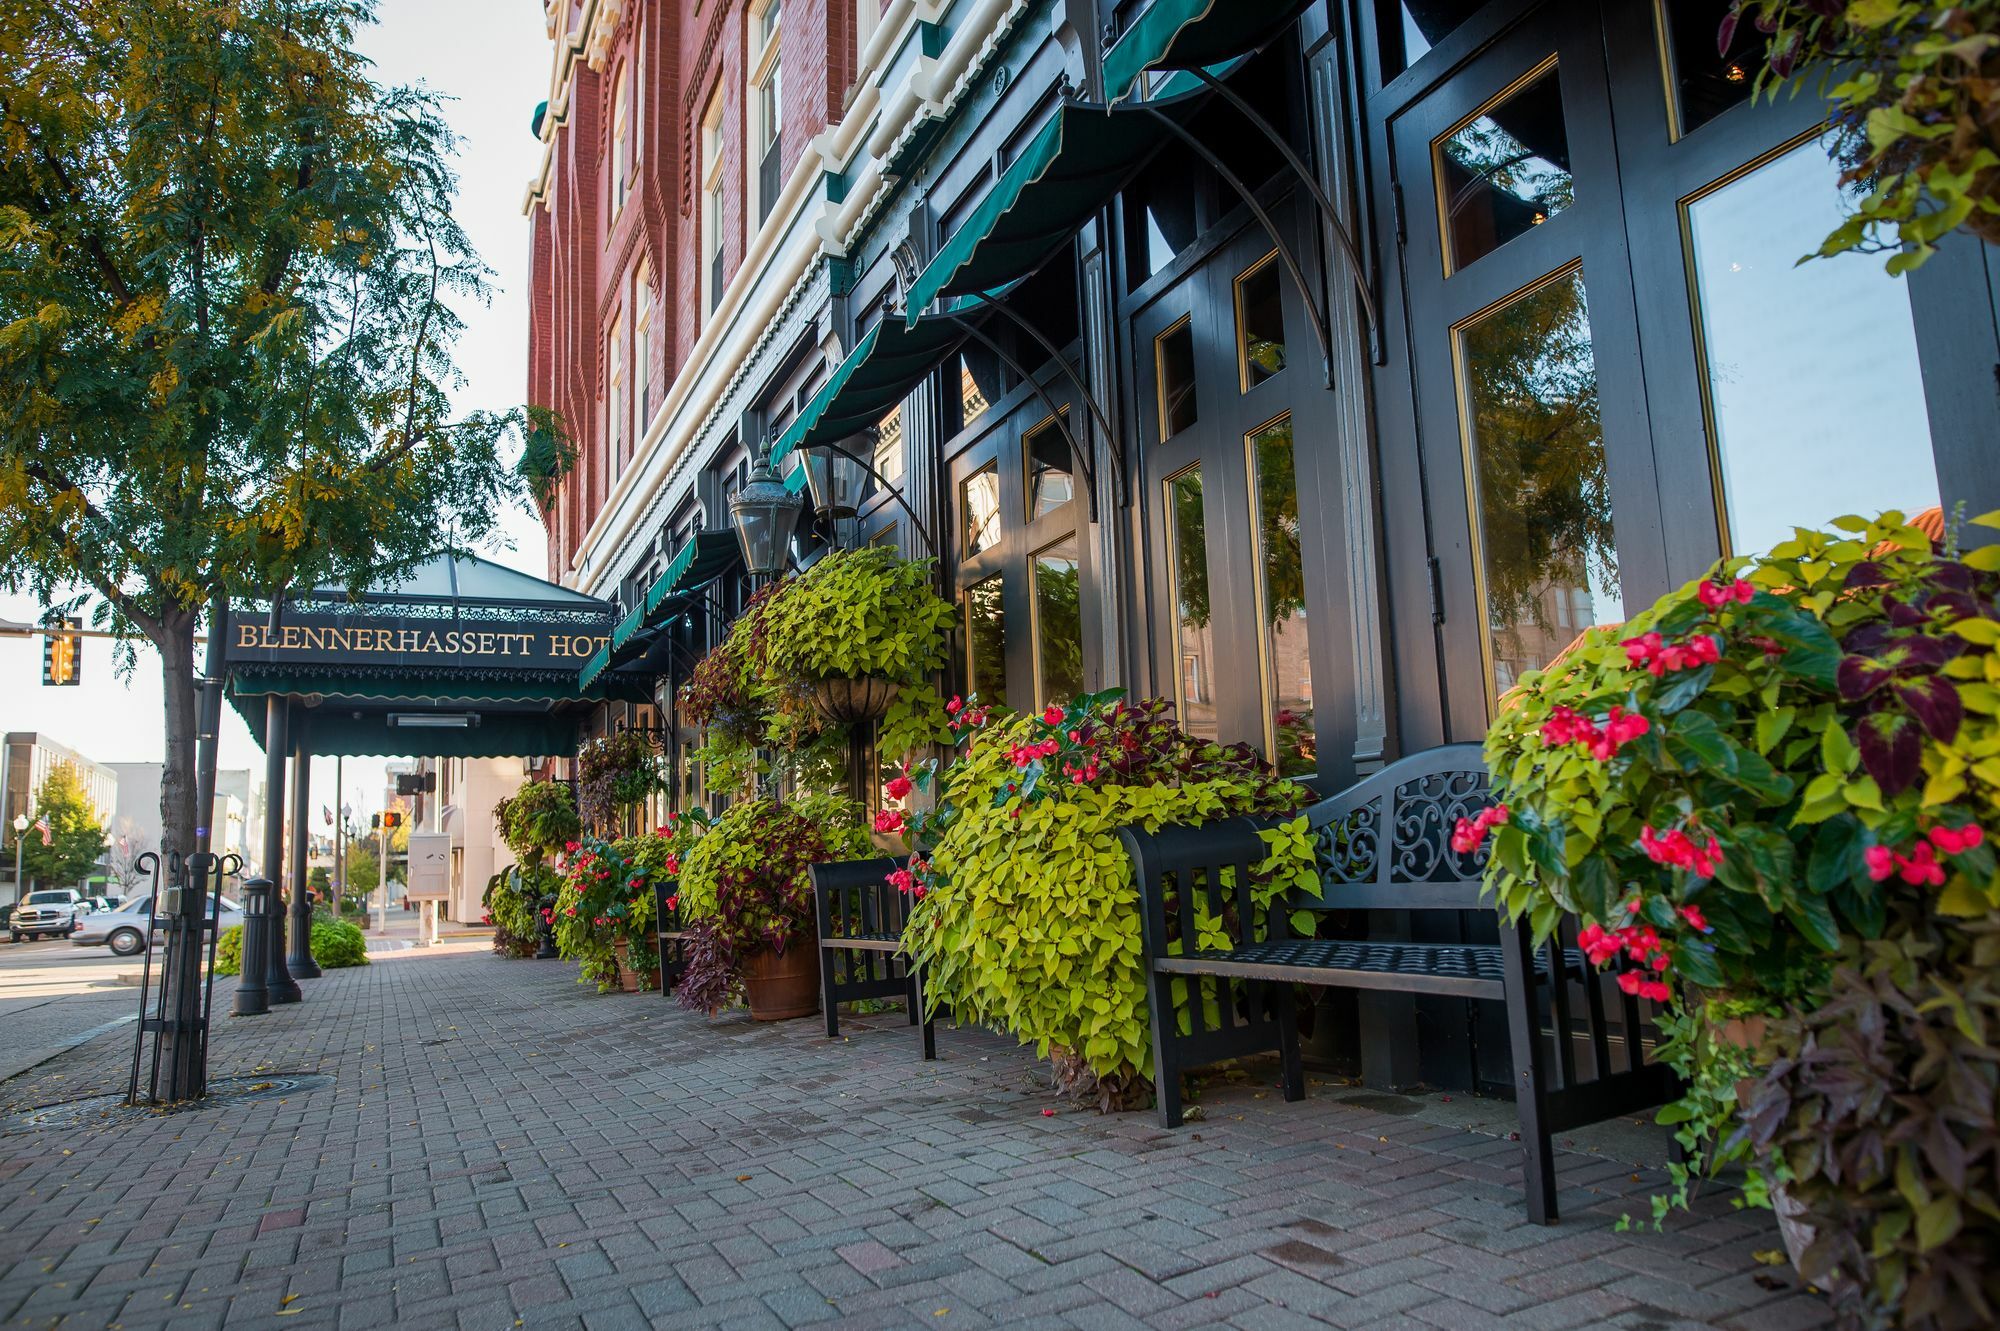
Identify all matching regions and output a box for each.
[0,945,1831,1331]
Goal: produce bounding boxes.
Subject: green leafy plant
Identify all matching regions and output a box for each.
[484,865,549,958]
[496,781,581,870]
[892,693,1314,1109]
[575,730,663,832]
[214,923,244,977]
[1482,509,1999,1317]
[1729,1,2000,270]
[674,794,869,1013]
[762,547,954,683]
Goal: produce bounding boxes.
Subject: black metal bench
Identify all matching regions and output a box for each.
[1118,742,1679,1224]
[652,877,689,993]
[809,855,934,1059]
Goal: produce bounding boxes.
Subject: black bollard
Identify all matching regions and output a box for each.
[267,891,302,1004]
[233,878,273,1017]
[534,892,559,959]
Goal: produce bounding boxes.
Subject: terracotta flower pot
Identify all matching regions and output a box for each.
[808,676,900,726]
[742,941,821,1021]
[612,938,641,994]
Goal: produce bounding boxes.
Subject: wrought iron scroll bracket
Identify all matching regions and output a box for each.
[939,314,1102,523]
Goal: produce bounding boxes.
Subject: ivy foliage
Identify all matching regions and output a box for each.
[1732,1,2000,270]
[899,696,1313,1097]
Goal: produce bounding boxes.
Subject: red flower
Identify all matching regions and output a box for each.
[1897,842,1947,888]
[1040,1108,1056,1118]
[1679,904,1709,933]
[1638,826,1722,880]
[1448,804,1509,855]
[665,894,679,912]
[1578,923,1622,967]
[1697,578,1756,609]
[873,808,907,836]
[1928,823,1985,856]
[886,867,917,895]
[1864,844,1897,882]
[946,696,964,715]
[1043,705,1064,725]
[564,840,580,854]
[884,774,913,802]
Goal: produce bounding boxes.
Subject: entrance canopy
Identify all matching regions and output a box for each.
[223,553,633,758]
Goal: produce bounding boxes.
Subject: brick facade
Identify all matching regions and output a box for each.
[527,0,857,582]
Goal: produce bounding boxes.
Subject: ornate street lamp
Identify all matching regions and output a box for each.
[798,442,871,520]
[728,439,804,580]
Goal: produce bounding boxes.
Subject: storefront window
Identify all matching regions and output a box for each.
[961,465,1001,555]
[1166,465,1217,740]
[1457,267,1621,702]
[1435,60,1572,274]
[1033,537,1084,709]
[1236,254,1286,390]
[1660,0,1758,139]
[1248,416,1314,777]
[965,575,1007,706]
[873,404,904,487]
[1025,414,1073,520]
[1156,318,1198,440]
[1382,0,1480,76]
[1687,139,1939,556]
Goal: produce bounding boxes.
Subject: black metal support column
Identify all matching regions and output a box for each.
[287,728,320,979]
[261,697,301,1003]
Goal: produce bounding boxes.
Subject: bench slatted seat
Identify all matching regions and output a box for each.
[1119,742,1679,1224]
[652,878,689,994]
[810,856,934,1059]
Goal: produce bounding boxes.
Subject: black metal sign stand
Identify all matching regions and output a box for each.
[127,851,231,1105]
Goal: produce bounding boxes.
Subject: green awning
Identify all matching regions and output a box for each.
[1102,0,1313,103]
[901,94,1209,322]
[769,311,974,469]
[227,672,624,758]
[580,530,741,690]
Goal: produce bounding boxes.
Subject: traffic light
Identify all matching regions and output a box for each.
[394,773,436,796]
[370,813,381,830]
[41,617,80,687]
[381,811,403,829]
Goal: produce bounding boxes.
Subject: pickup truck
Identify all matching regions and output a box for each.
[11,890,88,942]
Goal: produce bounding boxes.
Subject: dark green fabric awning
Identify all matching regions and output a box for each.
[768,311,974,469]
[580,530,741,690]
[900,92,1215,322]
[1102,0,1313,103]
[228,672,628,758]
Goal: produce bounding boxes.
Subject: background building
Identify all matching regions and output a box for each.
[4,733,118,899]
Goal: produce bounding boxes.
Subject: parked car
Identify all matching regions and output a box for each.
[73,893,244,957]
[12,890,87,942]
[84,895,120,914]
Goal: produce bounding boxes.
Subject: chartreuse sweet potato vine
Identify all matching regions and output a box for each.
[894,694,1313,1105]
[1481,509,2000,1322]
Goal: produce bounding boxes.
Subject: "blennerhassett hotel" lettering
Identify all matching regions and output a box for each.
[233,623,611,659]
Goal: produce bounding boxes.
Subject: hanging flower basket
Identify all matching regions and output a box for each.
[808,675,900,726]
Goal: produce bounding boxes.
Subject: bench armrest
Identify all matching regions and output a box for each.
[810,855,912,944]
[1118,817,1274,965]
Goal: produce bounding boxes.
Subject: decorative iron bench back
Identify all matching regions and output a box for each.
[811,855,913,941]
[1295,742,1492,915]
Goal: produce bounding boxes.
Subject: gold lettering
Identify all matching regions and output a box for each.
[236,624,256,648]
[280,627,302,650]
[421,632,442,654]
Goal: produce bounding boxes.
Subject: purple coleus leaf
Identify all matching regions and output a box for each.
[1838,655,1895,702]
[1855,714,1923,797]
[1716,8,1739,57]
[1893,675,1963,743]
[1844,560,1892,589]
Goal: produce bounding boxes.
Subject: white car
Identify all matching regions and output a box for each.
[12,890,87,942]
[73,893,244,957]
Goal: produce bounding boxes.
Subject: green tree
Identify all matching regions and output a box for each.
[19,763,107,888]
[0,2,543,865]
[343,842,379,900]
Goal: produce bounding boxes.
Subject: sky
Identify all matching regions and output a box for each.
[0,1,552,825]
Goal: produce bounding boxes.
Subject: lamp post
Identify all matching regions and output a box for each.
[12,813,26,903]
[728,438,804,584]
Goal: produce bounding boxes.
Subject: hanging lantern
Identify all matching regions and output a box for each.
[728,442,804,579]
[800,443,871,521]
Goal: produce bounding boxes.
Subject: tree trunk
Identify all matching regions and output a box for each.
[156,603,200,866]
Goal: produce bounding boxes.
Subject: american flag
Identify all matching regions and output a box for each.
[323,804,334,827]
[32,816,51,846]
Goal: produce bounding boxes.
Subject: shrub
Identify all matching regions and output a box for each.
[1483,509,1999,1319]
[483,866,547,958]
[674,794,869,1013]
[895,694,1314,1108]
[214,923,243,977]
[310,918,367,968]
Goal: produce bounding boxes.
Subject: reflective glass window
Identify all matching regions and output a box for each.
[1687,140,1939,556]
[1457,268,1622,701]
[1248,416,1314,777]
[1236,255,1286,391]
[1661,0,1758,138]
[1166,465,1217,740]
[1435,61,1572,274]
[961,465,1000,556]
[965,575,1007,706]
[1025,415,1074,520]
[1033,537,1084,709]
[1156,318,1198,440]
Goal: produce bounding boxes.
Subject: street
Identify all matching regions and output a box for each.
[0,934,141,1085]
